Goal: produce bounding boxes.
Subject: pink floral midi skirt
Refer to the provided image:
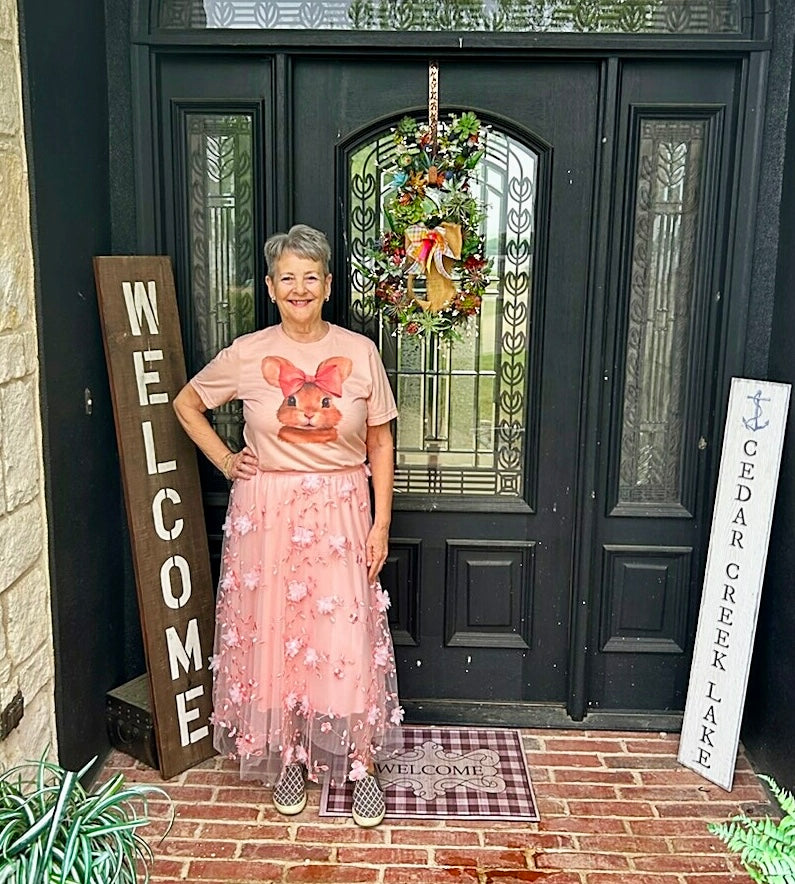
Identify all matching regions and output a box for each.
[210,465,403,786]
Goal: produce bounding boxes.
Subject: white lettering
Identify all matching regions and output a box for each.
[142,421,177,474]
[160,555,192,609]
[176,685,209,746]
[152,488,184,541]
[122,280,159,336]
[133,350,169,406]
[165,618,203,679]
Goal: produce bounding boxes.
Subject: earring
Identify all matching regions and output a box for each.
[270,297,276,304]
[324,296,330,302]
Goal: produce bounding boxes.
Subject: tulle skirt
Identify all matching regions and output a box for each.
[210,465,402,786]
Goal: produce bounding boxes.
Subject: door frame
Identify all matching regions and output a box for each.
[128,10,773,731]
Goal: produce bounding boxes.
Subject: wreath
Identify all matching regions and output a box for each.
[358,112,492,343]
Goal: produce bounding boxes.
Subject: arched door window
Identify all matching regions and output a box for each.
[348,123,538,497]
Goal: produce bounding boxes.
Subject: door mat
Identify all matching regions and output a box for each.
[319,725,539,821]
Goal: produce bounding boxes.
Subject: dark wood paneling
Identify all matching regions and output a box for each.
[382,539,421,648]
[445,540,535,649]
[600,545,692,654]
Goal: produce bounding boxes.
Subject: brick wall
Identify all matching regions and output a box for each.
[0,0,56,766]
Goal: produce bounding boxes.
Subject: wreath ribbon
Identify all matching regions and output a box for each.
[404,222,463,312]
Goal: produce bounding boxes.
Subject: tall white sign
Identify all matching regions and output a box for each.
[678,377,790,790]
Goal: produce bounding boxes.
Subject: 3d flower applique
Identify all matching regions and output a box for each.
[301,474,324,494]
[287,580,309,602]
[227,682,244,705]
[299,695,311,716]
[367,704,380,725]
[374,588,391,612]
[373,644,391,668]
[316,596,338,615]
[220,571,238,592]
[349,759,368,781]
[320,721,332,733]
[222,515,233,537]
[233,512,256,536]
[328,534,348,557]
[285,637,302,658]
[291,526,315,547]
[242,568,260,590]
[390,706,405,726]
[303,647,320,668]
[221,625,242,648]
[285,691,299,710]
[208,654,221,672]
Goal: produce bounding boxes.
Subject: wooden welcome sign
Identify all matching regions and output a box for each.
[94,256,216,779]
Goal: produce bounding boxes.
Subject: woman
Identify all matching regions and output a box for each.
[173,224,402,828]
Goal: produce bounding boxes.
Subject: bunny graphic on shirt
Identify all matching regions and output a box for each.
[261,355,353,444]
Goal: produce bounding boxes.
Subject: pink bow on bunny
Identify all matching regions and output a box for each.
[276,361,345,398]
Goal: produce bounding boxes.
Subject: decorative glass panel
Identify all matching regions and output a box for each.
[159,0,744,34]
[618,118,707,506]
[186,113,256,450]
[349,125,537,497]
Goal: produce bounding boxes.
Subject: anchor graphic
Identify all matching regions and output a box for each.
[742,389,770,432]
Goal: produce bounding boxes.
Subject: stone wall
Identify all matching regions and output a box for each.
[0,0,56,767]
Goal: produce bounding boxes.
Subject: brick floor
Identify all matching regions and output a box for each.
[104,730,774,883]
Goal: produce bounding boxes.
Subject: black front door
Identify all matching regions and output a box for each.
[159,54,597,711]
[289,58,597,709]
[155,49,743,723]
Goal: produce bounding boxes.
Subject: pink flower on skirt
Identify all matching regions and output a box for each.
[285,637,302,658]
[301,475,324,493]
[227,682,243,705]
[242,569,260,590]
[349,760,368,781]
[328,534,347,556]
[316,596,337,615]
[233,513,255,535]
[287,580,308,602]
[373,644,390,668]
[390,706,405,725]
[304,647,320,668]
[221,625,241,648]
[220,572,237,592]
[338,479,355,500]
[285,691,299,710]
[374,588,391,612]
[291,526,315,547]
[320,721,332,733]
[367,704,380,725]
[294,744,309,764]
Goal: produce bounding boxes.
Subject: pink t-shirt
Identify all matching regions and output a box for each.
[190,323,398,472]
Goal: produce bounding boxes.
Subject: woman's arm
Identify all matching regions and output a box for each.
[173,383,257,480]
[365,420,394,583]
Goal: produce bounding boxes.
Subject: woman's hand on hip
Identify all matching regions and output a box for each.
[224,446,258,481]
[366,524,389,583]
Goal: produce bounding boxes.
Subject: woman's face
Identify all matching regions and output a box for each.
[266,251,331,329]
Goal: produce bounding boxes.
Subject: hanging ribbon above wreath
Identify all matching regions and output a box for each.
[357,62,492,343]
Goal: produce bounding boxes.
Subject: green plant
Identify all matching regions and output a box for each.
[709,775,795,883]
[0,753,171,883]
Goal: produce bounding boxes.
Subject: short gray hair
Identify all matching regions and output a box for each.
[264,224,331,276]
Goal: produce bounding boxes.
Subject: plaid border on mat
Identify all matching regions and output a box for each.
[319,725,539,821]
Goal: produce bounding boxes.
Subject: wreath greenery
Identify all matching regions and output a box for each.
[358,112,492,342]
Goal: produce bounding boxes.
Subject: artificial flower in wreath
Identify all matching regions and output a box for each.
[358,112,492,342]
